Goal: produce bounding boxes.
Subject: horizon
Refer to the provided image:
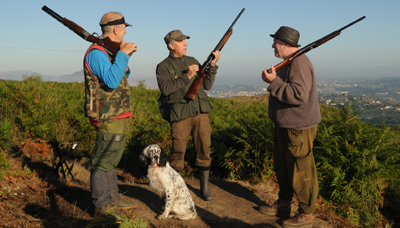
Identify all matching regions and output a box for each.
[1,0,399,86]
[1,69,399,87]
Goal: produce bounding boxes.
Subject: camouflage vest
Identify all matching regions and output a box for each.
[83,44,131,122]
[158,56,212,123]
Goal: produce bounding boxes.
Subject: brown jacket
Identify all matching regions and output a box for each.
[267,54,321,130]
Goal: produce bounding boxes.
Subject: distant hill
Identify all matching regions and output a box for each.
[0,70,43,80]
[58,70,84,82]
[0,70,84,83]
[0,70,142,85]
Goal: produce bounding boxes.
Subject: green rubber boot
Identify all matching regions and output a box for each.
[199,169,214,201]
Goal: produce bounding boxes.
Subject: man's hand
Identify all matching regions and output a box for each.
[187,64,199,79]
[262,65,277,84]
[120,42,137,56]
[210,50,220,66]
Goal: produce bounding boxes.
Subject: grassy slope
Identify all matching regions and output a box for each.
[1,77,399,227]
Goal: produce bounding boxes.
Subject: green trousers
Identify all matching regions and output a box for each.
[90,118,130,172]
[90,117,130,208]
[274,126,319,214]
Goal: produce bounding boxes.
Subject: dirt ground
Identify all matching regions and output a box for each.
[0,157,353,228]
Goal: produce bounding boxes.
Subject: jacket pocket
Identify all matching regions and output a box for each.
[197,90,212,113]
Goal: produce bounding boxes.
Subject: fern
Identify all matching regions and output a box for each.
[0,120,12,149]
[315,103,399,227]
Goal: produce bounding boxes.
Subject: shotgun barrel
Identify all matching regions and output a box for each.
[184,8,245,100]
[267,16,366,73]
[42,5,121,55]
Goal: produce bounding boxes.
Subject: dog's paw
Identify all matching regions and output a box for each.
[157,214,167,220]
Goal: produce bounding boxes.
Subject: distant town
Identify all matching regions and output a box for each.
[206,77,400,125]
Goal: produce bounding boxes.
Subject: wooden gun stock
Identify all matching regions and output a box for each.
[184,8,244,100]
[42,5,121,56]
[184,31,232,100]
[185,70,208,100]
[267,16,365,74]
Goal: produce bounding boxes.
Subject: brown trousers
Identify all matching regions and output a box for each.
[169,114,212,171]
[274,126,319,214]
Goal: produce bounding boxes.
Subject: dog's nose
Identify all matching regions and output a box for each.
[154,155,158,160]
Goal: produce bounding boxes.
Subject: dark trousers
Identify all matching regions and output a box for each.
[90,118,129,208]
[169,114,212,171]
[274,126,318,214]
[90,168,120,208]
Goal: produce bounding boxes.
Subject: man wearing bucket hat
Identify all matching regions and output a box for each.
[84,12,137,217]
[156,29,220,201]
[259,26,321,228]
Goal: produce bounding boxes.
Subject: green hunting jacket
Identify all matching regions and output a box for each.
[156,55,218,123]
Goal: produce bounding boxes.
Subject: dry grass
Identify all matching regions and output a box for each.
[222,93,269,104]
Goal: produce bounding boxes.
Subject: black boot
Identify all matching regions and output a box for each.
[198,167,214,201]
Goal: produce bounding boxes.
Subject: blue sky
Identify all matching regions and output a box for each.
[0,0,399,85]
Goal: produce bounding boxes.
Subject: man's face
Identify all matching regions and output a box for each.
[170,40,187,57]
[115,23,127,42]
[272,38,287,59]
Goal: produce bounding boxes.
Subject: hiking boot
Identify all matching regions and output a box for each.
[94,204,123,217]
[259,199,291,218]
[111,198,135,209]
[282,212,313,228]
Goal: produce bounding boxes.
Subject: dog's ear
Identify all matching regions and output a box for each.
[159,147,168,167]
[139,146,149,166]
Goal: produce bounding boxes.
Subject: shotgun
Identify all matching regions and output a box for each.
[184,8,245,100]
[41,5,121,56]
[267,16,366,73]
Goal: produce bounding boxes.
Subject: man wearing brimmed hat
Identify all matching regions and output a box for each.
[156,29,220,201]
[260,26,321,228]
[84,12,137,217]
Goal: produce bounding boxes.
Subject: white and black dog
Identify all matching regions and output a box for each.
[140,144,197,220]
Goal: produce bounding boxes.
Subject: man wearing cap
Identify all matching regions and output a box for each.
[84,12,137,217]
[259,26,320,228]
[156,30,220,201]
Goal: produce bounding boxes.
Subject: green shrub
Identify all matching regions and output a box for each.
[314,103,400,227]
[0,152,10,180]
[210,98,274,180]
[87,210,147,228]
[0,120,12,149]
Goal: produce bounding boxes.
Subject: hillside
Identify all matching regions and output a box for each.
[1,76,399,227]
[1,156,350,228]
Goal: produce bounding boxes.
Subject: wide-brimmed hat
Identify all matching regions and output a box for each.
[270,26,301,47]
[164,30,190,45]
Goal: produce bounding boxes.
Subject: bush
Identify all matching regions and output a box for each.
[0,120,12,150]
[209,98,274,180]
[0,151,10,180]
[314,103,400,227]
